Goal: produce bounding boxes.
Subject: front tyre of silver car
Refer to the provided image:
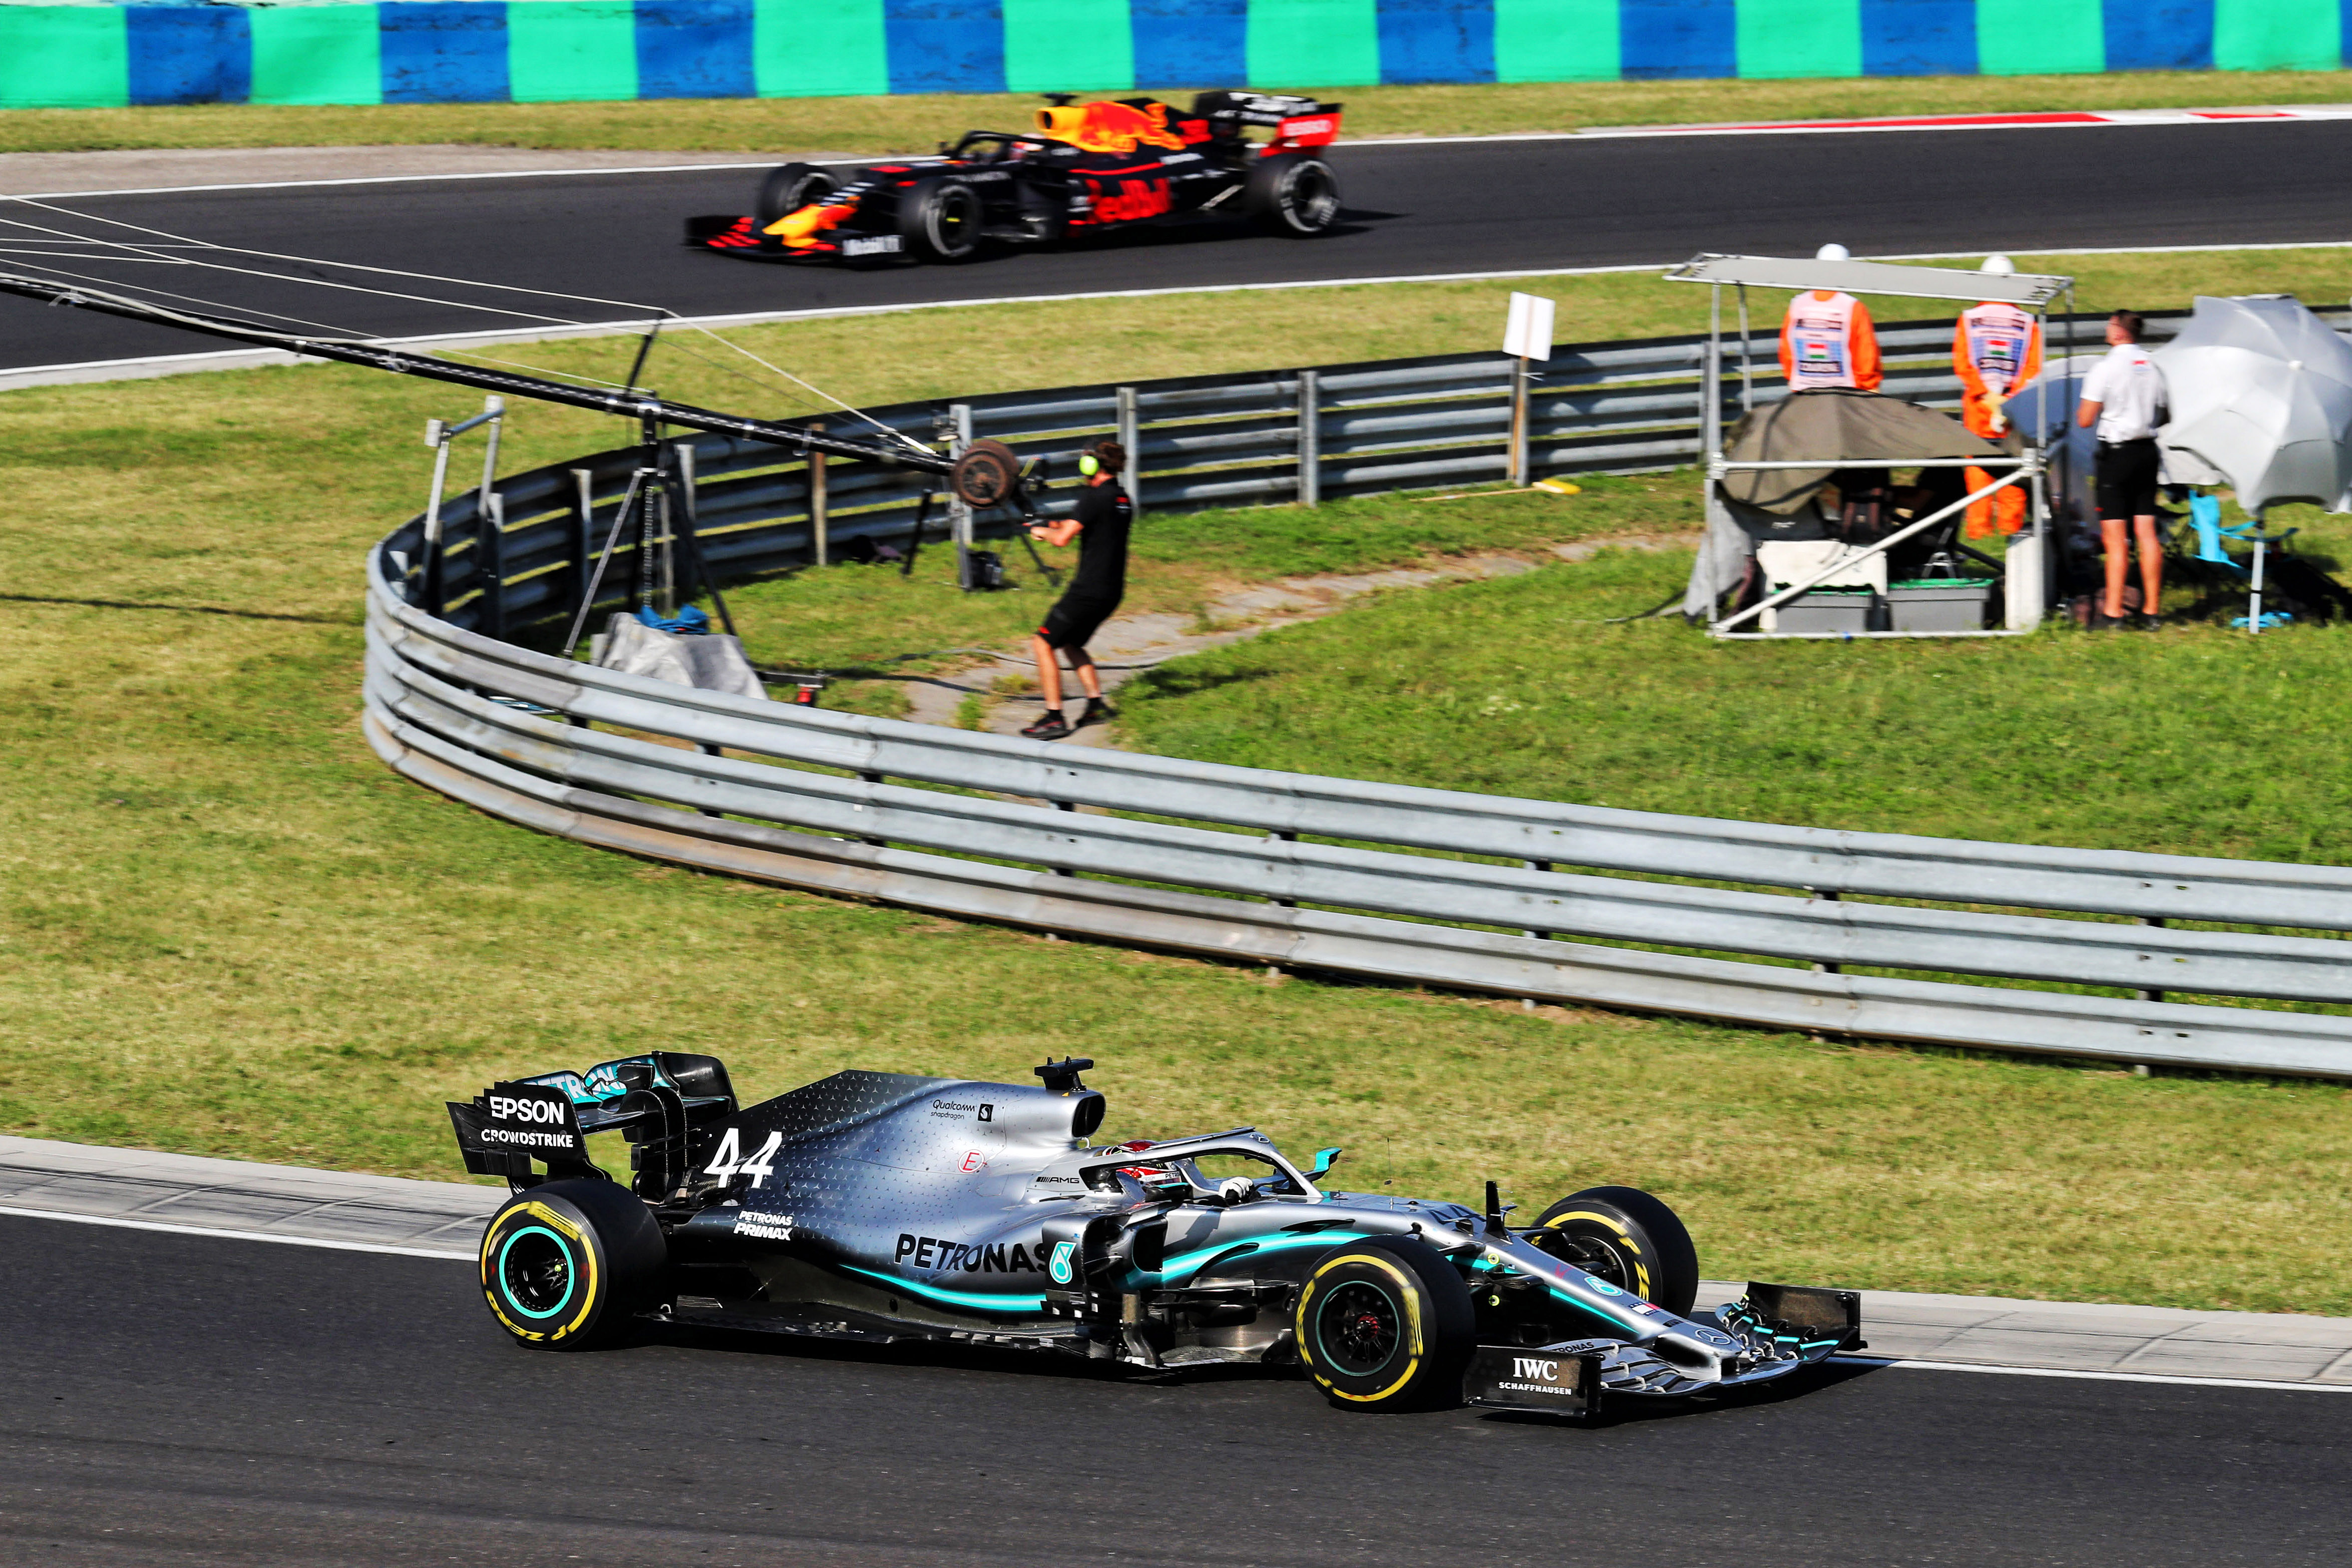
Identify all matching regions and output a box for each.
[1294,1235,1474,1410]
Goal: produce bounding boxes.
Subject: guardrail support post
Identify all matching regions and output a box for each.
[421,419,453,619]
[695,742,724,817]
[1811,888,1841,975]
[1115,387,1140,519]
[569,468,595,634]
[810,421,829,567]
[858,770,887,848]
[1521,860,1551,941]
[476,400,505,638]
[2138,916,2166,1003]
[476,491,506,642]
[949,403,975,589]
[1296,371,1320,508]
[1508,356,1531,488]
[1521,857,1553,1009]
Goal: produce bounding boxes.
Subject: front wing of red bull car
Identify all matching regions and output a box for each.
[684,91,1344,264]
[451,1056,1857,1418]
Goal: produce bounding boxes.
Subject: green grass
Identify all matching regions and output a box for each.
[6,246,2352,1315]
[7,70,2352,154]
[1118,536,2352,864]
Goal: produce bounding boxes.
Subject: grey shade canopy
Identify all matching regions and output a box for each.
[1664,253,2073,306]
[2154,294,2352,513]
[1719,389,2006,514]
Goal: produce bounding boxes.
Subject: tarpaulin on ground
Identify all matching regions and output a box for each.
[1717,388,2004,516]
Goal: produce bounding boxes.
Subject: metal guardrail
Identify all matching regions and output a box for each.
[365,311,2352,1081]
[390,308,2264,641]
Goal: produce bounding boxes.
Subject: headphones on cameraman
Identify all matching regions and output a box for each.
[1078,453,1099,476]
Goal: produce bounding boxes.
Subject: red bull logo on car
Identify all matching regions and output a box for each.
[1088,179,1173,223]
[1035,99,1188,154]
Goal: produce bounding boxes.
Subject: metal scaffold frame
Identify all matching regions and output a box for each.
[1665,253,2079,639]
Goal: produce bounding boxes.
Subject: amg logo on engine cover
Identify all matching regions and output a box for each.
[896,1233,1043,1273]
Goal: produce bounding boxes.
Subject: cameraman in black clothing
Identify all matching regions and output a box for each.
[1021,441,1131,741]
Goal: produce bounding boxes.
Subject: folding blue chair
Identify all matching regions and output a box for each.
[2177,493,2294,630]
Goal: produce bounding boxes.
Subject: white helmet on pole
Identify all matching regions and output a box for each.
[1815,243,1851,261]
[1982,253,2017,275]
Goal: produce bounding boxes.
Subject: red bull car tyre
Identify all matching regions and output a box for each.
[1294,1236,1476,1410]
[479,1177,666,1350]
[1528,1186,1701,1317]
[1245,153,1342,236]
[756,162,841,229]
[899,177,986,262]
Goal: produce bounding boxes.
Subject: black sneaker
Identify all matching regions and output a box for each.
[1075,698,1116,729]
[1021,710,1072,741]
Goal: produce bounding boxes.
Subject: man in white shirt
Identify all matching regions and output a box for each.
[2076,310,2167,626]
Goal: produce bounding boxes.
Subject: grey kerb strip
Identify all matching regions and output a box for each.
[7,1136,2345,1388]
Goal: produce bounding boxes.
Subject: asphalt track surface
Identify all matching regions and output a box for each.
[7,1216,2350,1566]
[8,119,2352,373]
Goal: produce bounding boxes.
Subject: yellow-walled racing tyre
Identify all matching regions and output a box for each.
[478,1178,666,1350]
[1528,1186,1699,1316]
[1294,1236,1474,1411]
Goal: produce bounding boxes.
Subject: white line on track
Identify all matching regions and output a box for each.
[0,1203,478,1261]
[15,240,2352,393]
[1,160,778,202]
[1833,1356,2352,1395]
[1,1206,2339,1394]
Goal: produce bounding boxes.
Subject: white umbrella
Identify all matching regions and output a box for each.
[2153,294,2352,514]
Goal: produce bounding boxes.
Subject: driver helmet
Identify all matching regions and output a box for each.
[1815,242,1851,261]
[1113,1139,1190,1196]
[1981,253,2017,275]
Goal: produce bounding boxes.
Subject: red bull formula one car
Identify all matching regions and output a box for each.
[686,91,1344,263]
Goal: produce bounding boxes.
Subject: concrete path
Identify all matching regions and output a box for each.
[0,1133,496,1258]
[904,530,1693,748]
[8,1132,2346,1386]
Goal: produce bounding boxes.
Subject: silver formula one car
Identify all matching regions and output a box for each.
[451,1056,1859,1416]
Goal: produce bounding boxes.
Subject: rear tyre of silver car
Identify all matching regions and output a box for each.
[1528,1186,1700,1316]
[1244,153,1341,236]
[1294,1236,1474,1410]
[899,178,986,262]
[755,162,841,227]
[478,1178,666,1350]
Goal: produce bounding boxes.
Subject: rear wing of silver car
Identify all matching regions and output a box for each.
[447,1051,736,1195]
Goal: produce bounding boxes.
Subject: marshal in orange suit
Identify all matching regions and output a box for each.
[1778,249,1883,394]
[1951,255,2044,538]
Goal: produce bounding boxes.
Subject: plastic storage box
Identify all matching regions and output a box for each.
[1886,577,1996,633]
[1773,588,1881,634]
